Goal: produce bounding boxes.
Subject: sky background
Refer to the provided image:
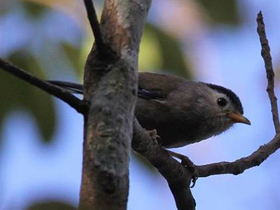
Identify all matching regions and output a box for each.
[1,0,280,210]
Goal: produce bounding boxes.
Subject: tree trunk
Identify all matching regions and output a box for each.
[79,1,151,209]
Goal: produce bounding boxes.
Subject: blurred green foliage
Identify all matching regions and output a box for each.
[22,1,47,18]
[0,1,85,147]
[198,0,240,25]
[60,42,84,77]
[0,0,245,207]
[0,0,242,147]
[0,0,193,148]
[140,23,192,79]
[0,51,56,143]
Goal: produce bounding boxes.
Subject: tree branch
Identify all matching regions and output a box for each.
[257,11,280,133]
[130,11,280,210]
[196,134,280,177]
[195,11,280,178]
[132,119,196,210]
[83,0,106,56]
[0,58,87,114]
[99,0,152,58]
[3,3,278,210]
[79,1,152,210]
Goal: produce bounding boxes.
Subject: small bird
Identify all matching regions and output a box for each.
[49,72,250,148]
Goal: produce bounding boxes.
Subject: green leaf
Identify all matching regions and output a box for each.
[198,0,240,25]
[139,27,162,71]
[22,1,47,18]
[142,23,192,79]
[60,42,84,77]
[0,50,56,144]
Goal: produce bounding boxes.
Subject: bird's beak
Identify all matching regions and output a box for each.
[227,112,251,125]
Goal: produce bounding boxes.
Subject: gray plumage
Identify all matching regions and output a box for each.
[48,72,250,148]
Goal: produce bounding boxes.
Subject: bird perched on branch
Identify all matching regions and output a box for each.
[49,72,250,148]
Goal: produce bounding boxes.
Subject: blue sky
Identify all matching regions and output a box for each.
[1,1,280,210]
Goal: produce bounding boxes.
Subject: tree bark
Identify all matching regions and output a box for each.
[79,1,151,210]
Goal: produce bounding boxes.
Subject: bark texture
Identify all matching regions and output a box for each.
[1,5,280,210]
[79,1,151,210]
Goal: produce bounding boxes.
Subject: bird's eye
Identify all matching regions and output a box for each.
[217,98,227,107]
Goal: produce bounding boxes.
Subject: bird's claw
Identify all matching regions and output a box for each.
[168,150,198,188]
[180,157,198,188]
[146,129,162,145]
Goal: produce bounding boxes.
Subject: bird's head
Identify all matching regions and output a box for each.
[204,83,251,133]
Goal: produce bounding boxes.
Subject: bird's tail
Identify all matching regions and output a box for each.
[48,80,84,94]
[48,80,160,100]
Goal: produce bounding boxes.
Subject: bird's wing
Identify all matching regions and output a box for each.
[138,87,165,100]
[138,72,185,101]
[47,72,185,99]
[49,79,166,100]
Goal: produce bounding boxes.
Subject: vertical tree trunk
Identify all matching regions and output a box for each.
[79,1,151,209]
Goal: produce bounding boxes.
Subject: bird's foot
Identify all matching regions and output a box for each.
[146,129,162,145]
[181,159,198,188]
[168,150,198,188]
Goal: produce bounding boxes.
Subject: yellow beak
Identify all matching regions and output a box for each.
[227,112,251,125]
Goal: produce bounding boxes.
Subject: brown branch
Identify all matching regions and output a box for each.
[195,11,280,178]
[132,119,196,210]
[0,58,87,114]
[257,11,280,133]
[196,134,280,177]
[99,0,152,58]
[130,11,280,209]
[79,1,151,210]
[83,0,106,56]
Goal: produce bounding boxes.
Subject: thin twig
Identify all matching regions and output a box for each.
[0,58,87,114]
[83,0,106,55]
[196,11,280,178]
[257,11,280,133]
[197,134,280,177]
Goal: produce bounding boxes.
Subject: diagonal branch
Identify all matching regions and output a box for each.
[196,11,280,178]
[83,0,107,56]
[132,119,196,210]
[0,58,87,114]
